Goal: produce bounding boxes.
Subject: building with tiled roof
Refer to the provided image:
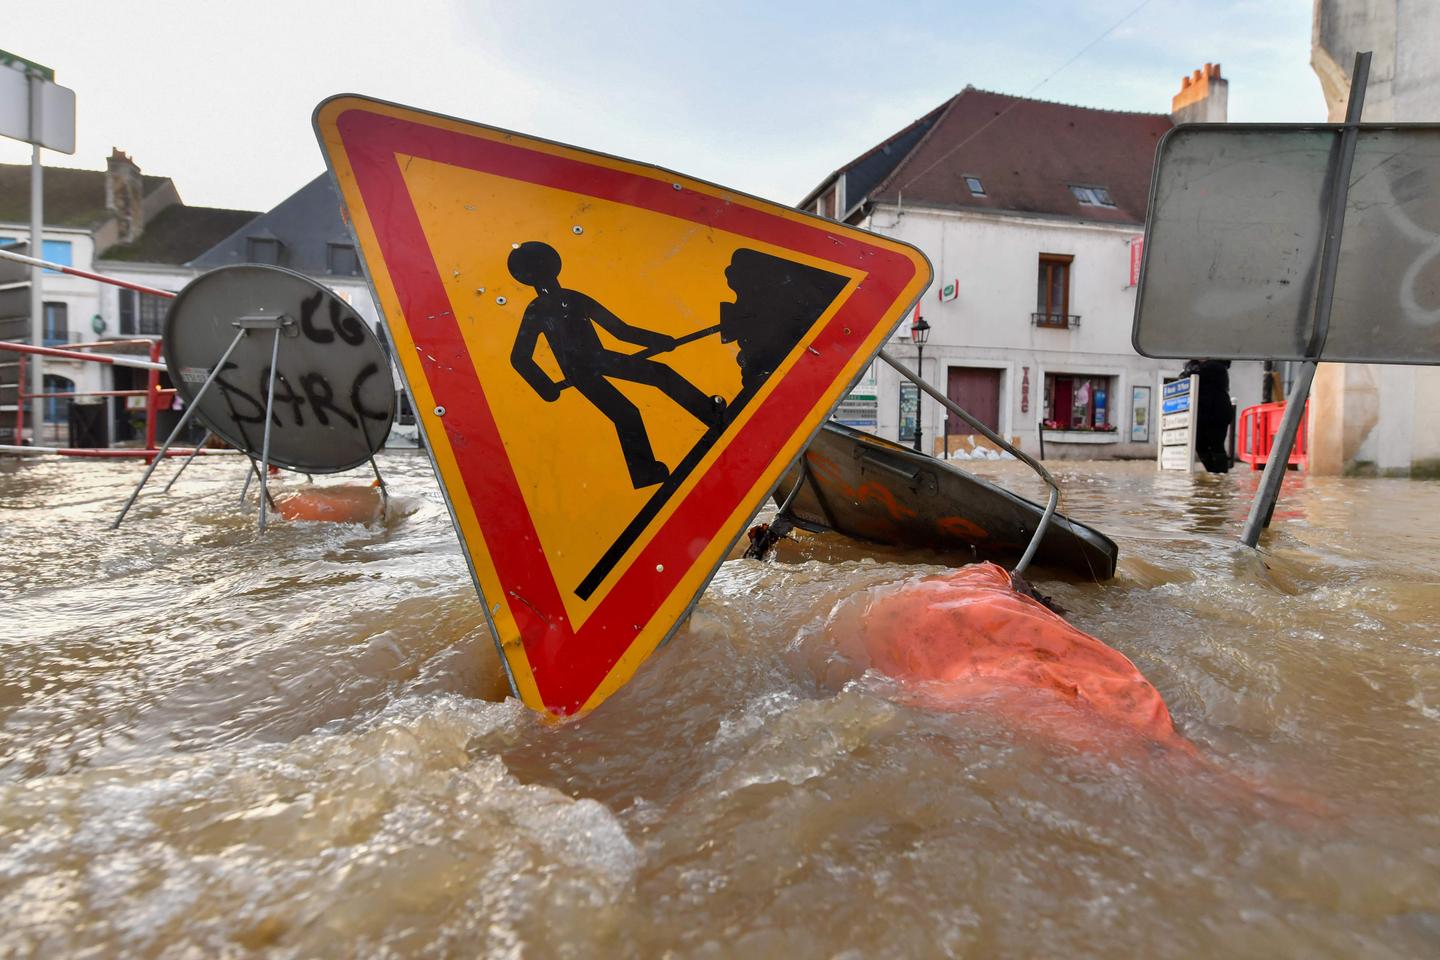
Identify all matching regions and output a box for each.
[101,204,258,265]
[804,64,1260,462]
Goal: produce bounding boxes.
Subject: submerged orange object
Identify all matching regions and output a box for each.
[274,484,384,525]
[847,563,1183,748]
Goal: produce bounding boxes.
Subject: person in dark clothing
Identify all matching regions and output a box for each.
[1183,358,1232,473]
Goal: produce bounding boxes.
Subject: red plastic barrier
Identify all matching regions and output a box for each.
[5,337,168,453]
[1237,400,1308,472]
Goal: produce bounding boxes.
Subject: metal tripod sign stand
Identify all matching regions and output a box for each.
[113,265,396,533]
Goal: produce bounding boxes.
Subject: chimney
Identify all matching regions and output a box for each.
[1170,62,1228,124]
[105,148,145,243]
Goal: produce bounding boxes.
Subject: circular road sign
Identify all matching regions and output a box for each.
[164,264,395,474]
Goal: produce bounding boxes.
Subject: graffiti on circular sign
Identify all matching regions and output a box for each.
[163,264,395,474]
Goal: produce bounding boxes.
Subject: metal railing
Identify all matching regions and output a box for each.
[5,338,174,458]
[1031,312,1081,329]
[879,350,1060,577]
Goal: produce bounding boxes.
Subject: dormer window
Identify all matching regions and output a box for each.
[964,176,986,197]
[1069,185,1116,208]
[246,236,283,265]
[327,243,360,276]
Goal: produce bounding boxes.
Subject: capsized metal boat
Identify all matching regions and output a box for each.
[769,422,1118,580]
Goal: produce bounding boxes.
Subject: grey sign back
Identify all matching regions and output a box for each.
[1134,124,1440,364]
[164,265,395,473]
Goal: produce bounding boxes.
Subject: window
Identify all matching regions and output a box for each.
[1035,253,1074,327]
[42,302,67,345]
[41,240,73,274]
[246,237,283,265]
[1043,373,1116,431]
[0,238,70,271]
[42,374,73,423]
[139,295,166,335]
[1069,184,1116,208]
[118,289,135,335]
[327,243,360,276]
[42,240,72,267]
[118,289,169,336]
[964,176,986,197]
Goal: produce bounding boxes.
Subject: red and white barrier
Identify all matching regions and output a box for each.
[0,246,177,300]
[0,444,238,459]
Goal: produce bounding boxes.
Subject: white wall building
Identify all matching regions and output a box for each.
[0,227,101,418]
[1308,0,1440,476]
[0,150,400,447]
[0,150,256,444]
[801,71,1262,460]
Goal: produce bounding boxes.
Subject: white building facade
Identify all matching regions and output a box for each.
[862,205,1211,458]
[803,74,1262,460]
[0,225,106,441]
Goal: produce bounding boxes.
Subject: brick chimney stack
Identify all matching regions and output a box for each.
[105,148,145,243]
[1171,63,1228,124]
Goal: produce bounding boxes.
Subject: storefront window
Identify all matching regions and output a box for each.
[1042,374,1116,431]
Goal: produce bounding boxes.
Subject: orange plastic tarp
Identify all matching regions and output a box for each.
[848,563,1184,749]
[274,485,384,525]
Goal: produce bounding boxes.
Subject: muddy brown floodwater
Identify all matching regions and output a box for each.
[3,453,1440,958]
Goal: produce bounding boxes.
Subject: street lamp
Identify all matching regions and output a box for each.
[910,315,930,452]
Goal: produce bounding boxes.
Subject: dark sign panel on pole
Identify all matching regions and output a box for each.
[1134,123,1440,365]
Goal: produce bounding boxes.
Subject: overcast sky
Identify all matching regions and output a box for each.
[2,0,1325,213]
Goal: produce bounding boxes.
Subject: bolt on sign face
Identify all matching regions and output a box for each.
[314,95,932,717]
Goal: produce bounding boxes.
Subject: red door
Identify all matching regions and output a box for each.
[947,367,1002,435]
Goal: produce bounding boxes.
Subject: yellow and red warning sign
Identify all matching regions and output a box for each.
[314,95,931,717]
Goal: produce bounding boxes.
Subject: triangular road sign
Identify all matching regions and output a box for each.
[315,95,931,717]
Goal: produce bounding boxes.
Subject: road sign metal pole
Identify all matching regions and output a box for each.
[368,455,388,516]
[1240,52,1370,549]
[1240,363,1314,544]
[239,461,254,502]
[27,72,43,442]
[112,328,248,529]
[241,457,278,509]
[881,349,1059,576]
[257,329,282,534]
[161,429,210,493]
